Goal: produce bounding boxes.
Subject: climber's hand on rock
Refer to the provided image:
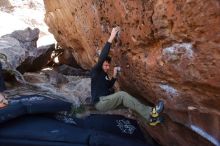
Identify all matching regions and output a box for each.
[113,67,118,78]
[113,66,121,78]
[108,26,120,43]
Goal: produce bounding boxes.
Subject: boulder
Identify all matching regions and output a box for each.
[0,28,54,73]
[55,64,90,76]
[0,36,25,69]
[44,0,220,146]
[17,44,55,73]
[23,70,91,105]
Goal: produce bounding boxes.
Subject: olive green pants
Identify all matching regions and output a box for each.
[95,91,152,121]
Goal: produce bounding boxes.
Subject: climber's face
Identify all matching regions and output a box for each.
[102,61,110,73]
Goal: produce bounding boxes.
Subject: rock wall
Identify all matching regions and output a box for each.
[44,0,220,146]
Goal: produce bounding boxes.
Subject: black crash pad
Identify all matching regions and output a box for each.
[0,94,72,123]
[55,114,146,141]
[0,94,153,146]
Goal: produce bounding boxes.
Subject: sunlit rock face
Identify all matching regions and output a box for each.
[44,0,220,145]
[0,0,11,7]
[0,0,55,46]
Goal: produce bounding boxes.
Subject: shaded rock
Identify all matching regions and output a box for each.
[23,70,91,105]
[58,48,82,68]
[44,0,220,146]
[17,44,54,73]
[55,64,90,76]
[42,69,69,87]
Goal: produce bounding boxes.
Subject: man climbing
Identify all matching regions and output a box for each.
[91,27,164,125]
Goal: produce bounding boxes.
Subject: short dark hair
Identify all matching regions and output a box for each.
[104,56,111,63]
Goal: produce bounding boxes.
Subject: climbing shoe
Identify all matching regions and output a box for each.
[150,100,164,118]
[149,116,164,126]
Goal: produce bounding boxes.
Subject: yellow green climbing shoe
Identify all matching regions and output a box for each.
[150,100,164,118]
[149,116,164,126]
